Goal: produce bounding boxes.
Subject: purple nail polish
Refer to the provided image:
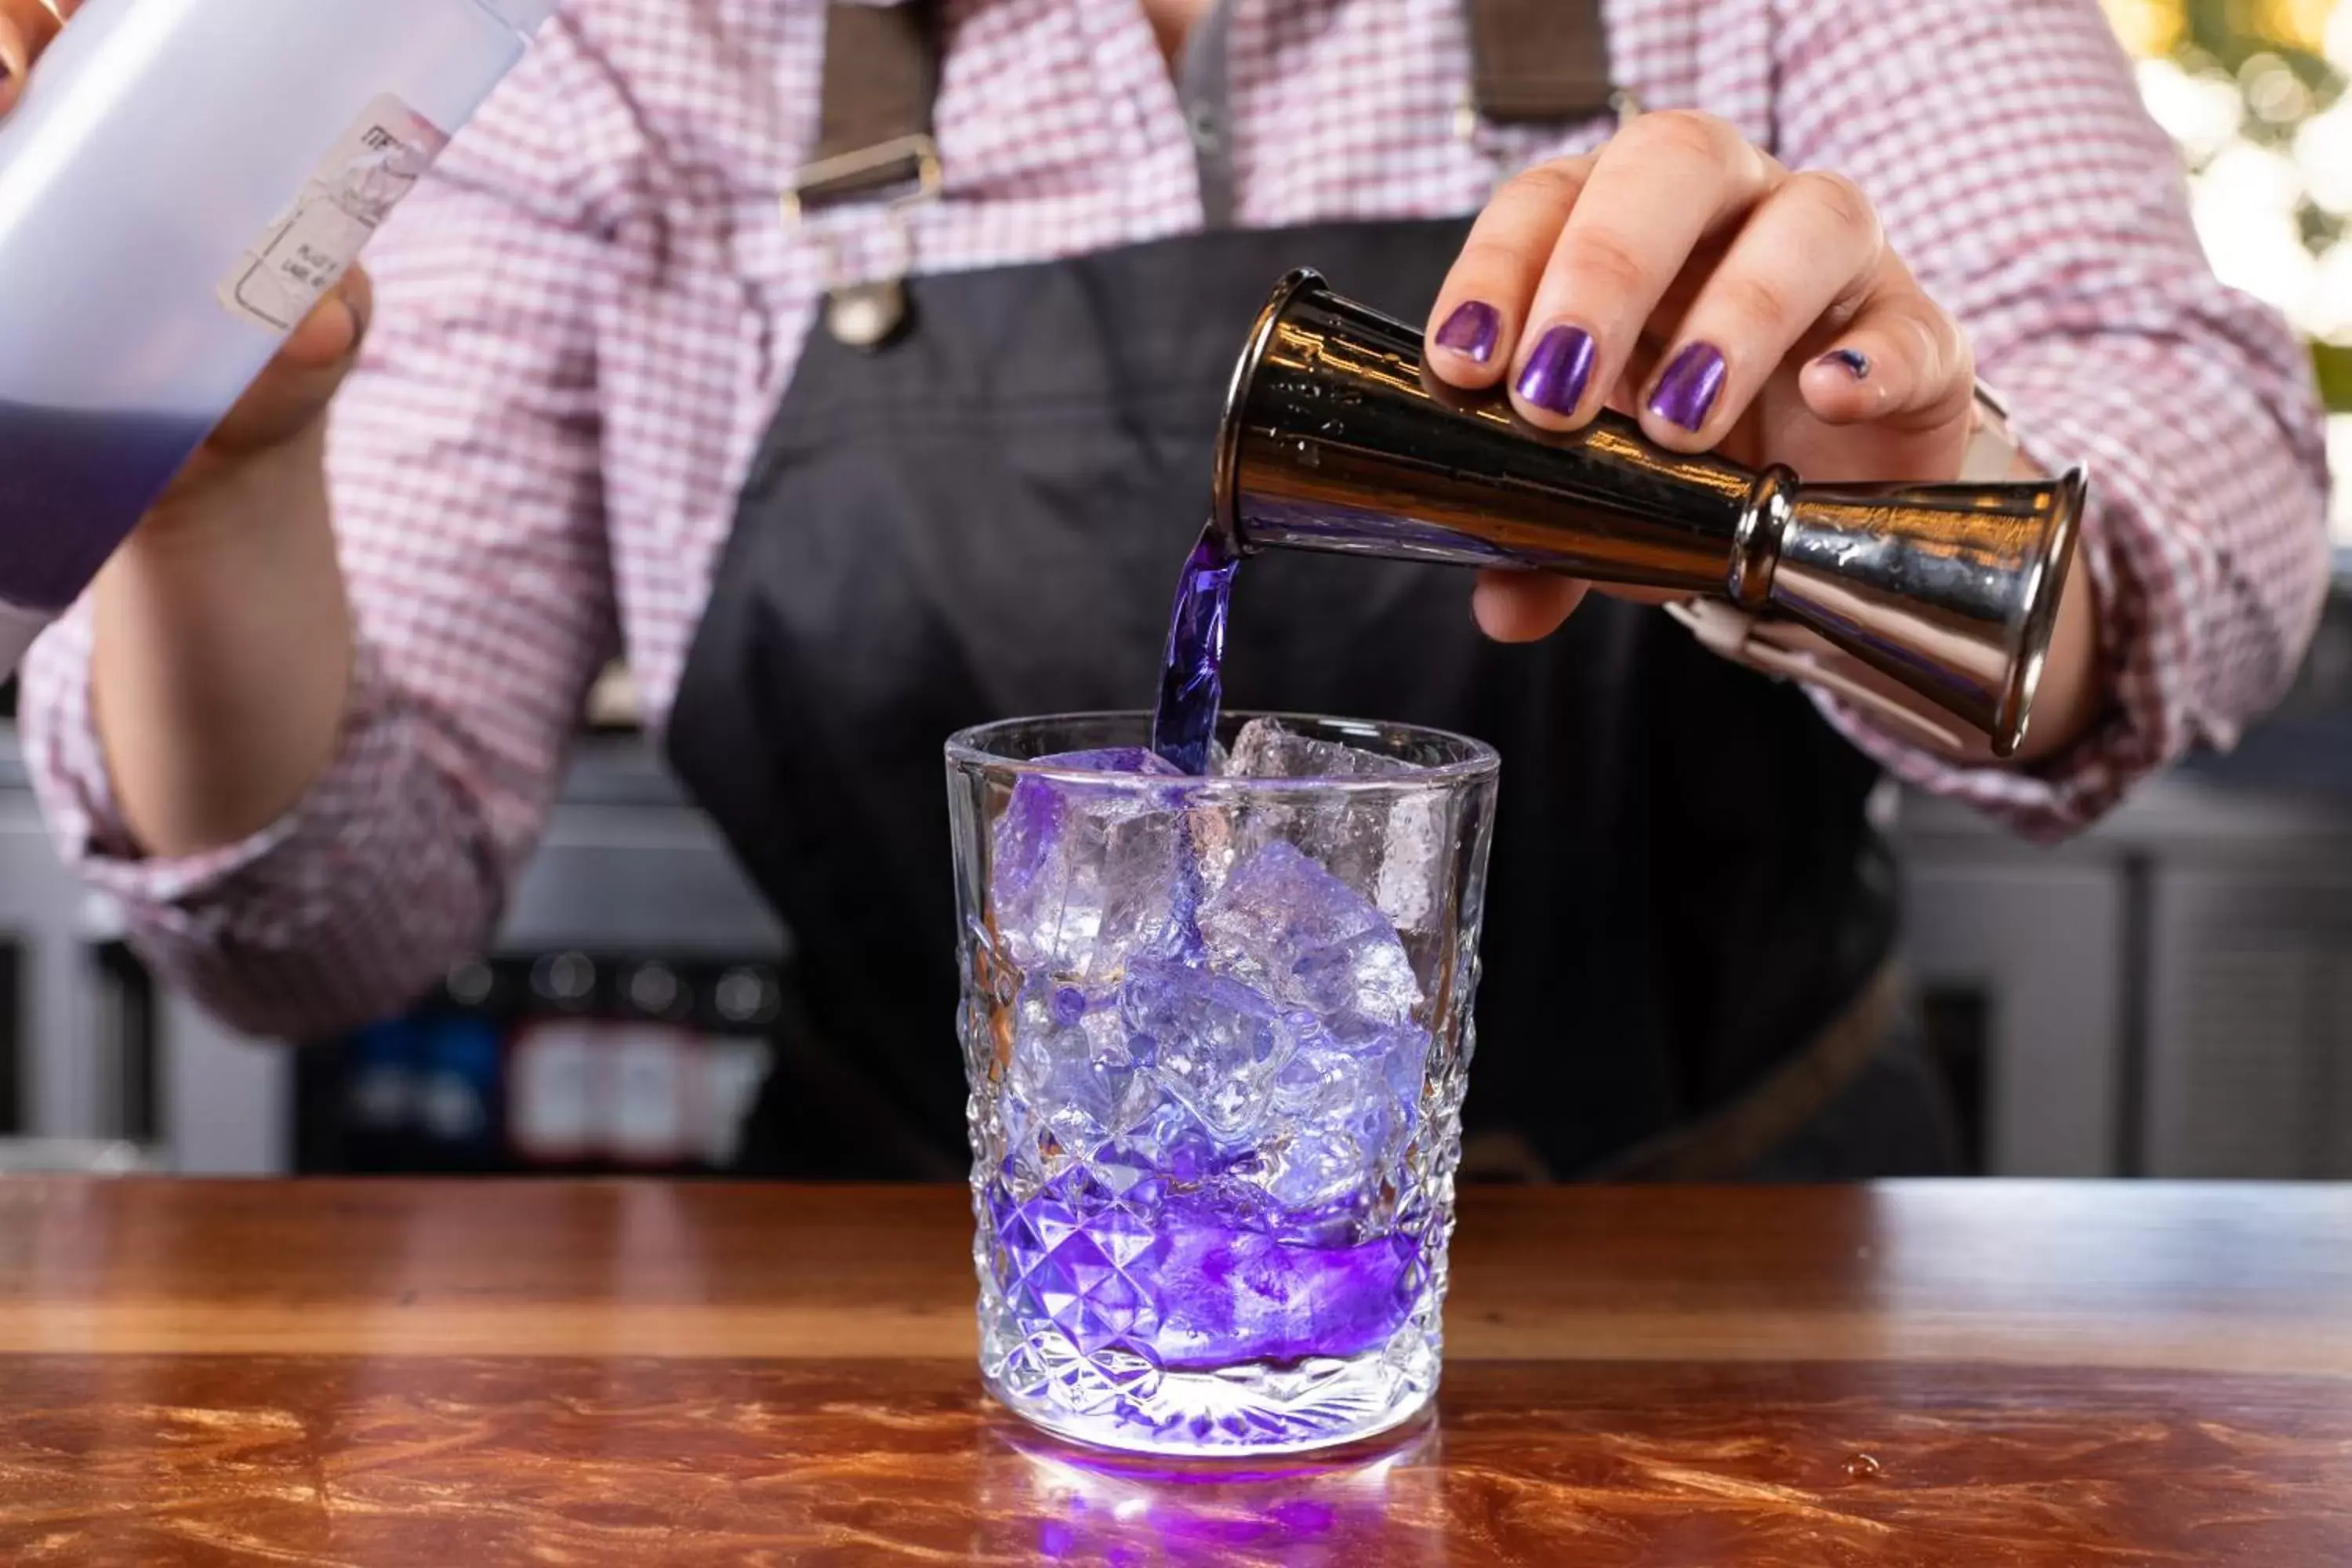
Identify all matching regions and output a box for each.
[1434,300,1501,364]
[1513,325,1596,415]
[1820,347,1870,379]
[1647,341,1727,431]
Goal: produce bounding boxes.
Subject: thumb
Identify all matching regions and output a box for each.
[205,266,373,456]
[1472,572,1588,642]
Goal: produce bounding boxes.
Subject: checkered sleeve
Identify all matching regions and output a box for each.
[16,28,619,1037]
[1773,0,2332,839]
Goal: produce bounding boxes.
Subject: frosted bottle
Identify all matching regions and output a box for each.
[0,0,561,673]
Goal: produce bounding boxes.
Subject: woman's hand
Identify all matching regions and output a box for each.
[0,0,369,498]
[1425,109,2100,761]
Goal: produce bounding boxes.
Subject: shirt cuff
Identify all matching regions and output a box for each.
[31,633,401,920]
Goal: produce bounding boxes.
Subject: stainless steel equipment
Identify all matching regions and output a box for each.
[1214,270,2087,756]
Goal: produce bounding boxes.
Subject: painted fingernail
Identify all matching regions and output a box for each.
[1647,341,1727,431]
[1434,300,1502,364]
[1819,347,1871,379]
[1513,325,1596,415]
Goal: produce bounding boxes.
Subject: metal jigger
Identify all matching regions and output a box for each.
[1211,270,2087,757]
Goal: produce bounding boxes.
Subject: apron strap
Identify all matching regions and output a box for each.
[786,1,942,217]
[789,0,1615,218]
[1465,0,1617,122]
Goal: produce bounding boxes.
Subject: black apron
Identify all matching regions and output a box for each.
[666,5,1933,1182]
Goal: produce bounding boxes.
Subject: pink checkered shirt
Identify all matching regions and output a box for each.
[19,0,2332,1036]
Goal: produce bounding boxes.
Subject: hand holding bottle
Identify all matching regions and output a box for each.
[0,0,558,855]
[0,0,371,510]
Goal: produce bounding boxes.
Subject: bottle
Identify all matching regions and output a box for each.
[0,0,562,674]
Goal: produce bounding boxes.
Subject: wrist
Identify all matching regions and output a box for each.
[1955,380,2031,484]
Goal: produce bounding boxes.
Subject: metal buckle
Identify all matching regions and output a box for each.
[1455,86,1641,144]
[782,134,943,350]
[780,133,944,226]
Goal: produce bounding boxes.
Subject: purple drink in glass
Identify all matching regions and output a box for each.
[945,713,1498,1455]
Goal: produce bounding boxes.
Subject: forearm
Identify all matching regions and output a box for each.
[89,419,354,858]
[1759,0,2328,830]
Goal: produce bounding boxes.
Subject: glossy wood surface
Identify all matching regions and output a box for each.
[2,1180,2348,1563]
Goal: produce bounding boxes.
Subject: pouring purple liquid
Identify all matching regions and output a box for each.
[1147,525,1240,775]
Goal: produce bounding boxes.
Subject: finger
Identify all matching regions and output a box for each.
[1590,583,1685,606]
[0,14,26,113]
[209,354,349,454]
[1634,169,1882,450]
[0,1,82,112]
[209,270,372,453]
[1472,572,1588,642]
[276,266,372,372]
[1509,111,1773,430]
[339,260,374,344]
[277,292,359,372]
[1795,260,1973,433]
[0,0,72,58]
[1427,157,1593,389]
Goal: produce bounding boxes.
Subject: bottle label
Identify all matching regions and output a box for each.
[216,95,450,335]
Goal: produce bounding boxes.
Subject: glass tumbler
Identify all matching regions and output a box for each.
[946,712,1499,1455]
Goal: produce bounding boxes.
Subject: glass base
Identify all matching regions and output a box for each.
[982,1318,1441,1457]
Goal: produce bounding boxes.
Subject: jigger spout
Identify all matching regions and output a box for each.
[1211,270,2085,757]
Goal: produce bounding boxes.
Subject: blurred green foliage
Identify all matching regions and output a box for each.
[2109,1,2347,405]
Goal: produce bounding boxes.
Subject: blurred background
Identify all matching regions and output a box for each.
[0,0,2346,1181]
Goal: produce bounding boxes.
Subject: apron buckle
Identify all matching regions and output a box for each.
[781,133,943,225]
[784,134,942,352]
[824,278,911,351]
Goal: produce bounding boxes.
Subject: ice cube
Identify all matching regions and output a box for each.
[990,748,1190,983]
[1370,789,1448,933]
[1251,1123,1367,1211]
[1041,746,1183,776]
[1227,718,1412,780]
[1274,1018,1429,1123]
[1222,720,1449,931]
[1120,958,1297,1143]
[1109,1095,1228,1184]
[1198,841,1421,1028]
[1243,1018,1430,1219]
[1006,979,1153,1156]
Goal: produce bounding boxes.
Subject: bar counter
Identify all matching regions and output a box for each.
[2,1179,2349,1563]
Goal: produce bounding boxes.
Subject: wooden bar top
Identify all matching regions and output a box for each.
[2,1179,2349,1563]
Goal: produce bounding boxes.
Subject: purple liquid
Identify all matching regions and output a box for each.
[995,1174,1420,1373]
[1147,525,1240,774]
[0,403,216,610]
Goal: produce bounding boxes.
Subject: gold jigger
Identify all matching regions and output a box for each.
[1212,270,2086,757]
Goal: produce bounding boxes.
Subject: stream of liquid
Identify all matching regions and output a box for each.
[1146,524,1240,774]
